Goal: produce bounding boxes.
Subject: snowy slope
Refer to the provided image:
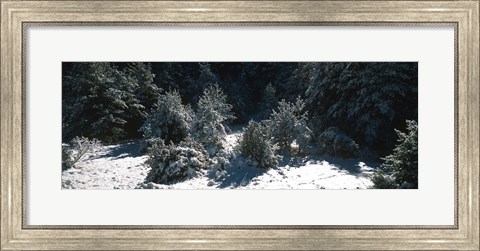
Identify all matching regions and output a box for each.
[62,132,378,190]
[62,141,149,189]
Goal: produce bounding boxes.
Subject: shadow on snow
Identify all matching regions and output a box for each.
[93,141,144,160]
[305,155,380,179]
[216,160,269,188]
[215,154,379,189]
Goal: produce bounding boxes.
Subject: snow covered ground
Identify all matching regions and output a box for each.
[62,131,378,190]
[62,141,149,189]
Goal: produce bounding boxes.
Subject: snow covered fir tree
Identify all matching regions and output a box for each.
[61,62,418,189]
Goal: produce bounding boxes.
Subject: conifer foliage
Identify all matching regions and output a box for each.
[238,121,281,168]
[124,62,159,113]
[266,97,312,154]
[63,63,146,143]
[145,138,209,184]
[300,62,417,155]
[260,83,278,118]
[140,90,193,145]
[191,84,235,156]
[317,127,359,158]
[372,120,418,188]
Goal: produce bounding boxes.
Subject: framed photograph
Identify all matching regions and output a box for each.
[1,0,478,250]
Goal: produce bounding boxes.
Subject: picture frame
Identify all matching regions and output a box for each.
[1,0,478,250]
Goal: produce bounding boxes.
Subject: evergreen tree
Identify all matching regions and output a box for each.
[385,120,418,187]
[317,127,359,158]
[63,62,109,142]
[189,63,219,105]
[125,62,159,112]
[198,62,218,85]
[62,62,145,143]
[150,63,181,91]
[372,120,418,188]
[191,84,235,156]
[123,62,159,137]
[275,62,308,101]
[144,138,209,184]
[260,83,278,118]
[300,62,417,156]
[150,63,198,104]
[266,97,312,154]
[140,90,194,145]
[226,63,262,122]
[222,75,252,123]
[238,121,281,168]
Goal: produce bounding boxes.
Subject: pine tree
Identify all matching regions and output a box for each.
[123,62,159,137]
[191,84,235,156]
[372,120,418,188]
[266,97,312,155]
[188,63,220,105]
[125,62,159,112]
[299,62,417,156]
[151,63,181,91]
[238,121,281,168]
[221,64,255,122]
[140,90,194,145]
[384,120,418,187]
[317,127,359,158]
[62,62,145,143]
[63,62,110,142]
[260,83,278,118]
[144,138,209,184]
[98,68,141,142]
[198,62,218,86]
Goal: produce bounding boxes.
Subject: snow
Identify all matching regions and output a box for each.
[62,131,378,190]
[243,159,375,189]
[225,131,242,152]
[62,141,149,189]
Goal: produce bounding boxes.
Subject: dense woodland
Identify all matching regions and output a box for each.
[62,62,418,189]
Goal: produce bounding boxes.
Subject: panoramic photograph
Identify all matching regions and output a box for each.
[61,62,418,189]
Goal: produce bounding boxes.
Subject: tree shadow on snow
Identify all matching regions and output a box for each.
[315,155,380,177]
[214,153,380,188]
[217,163,269,188]
[278,155,311,168]
[93,141,144,160]
[278,154,379,178]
